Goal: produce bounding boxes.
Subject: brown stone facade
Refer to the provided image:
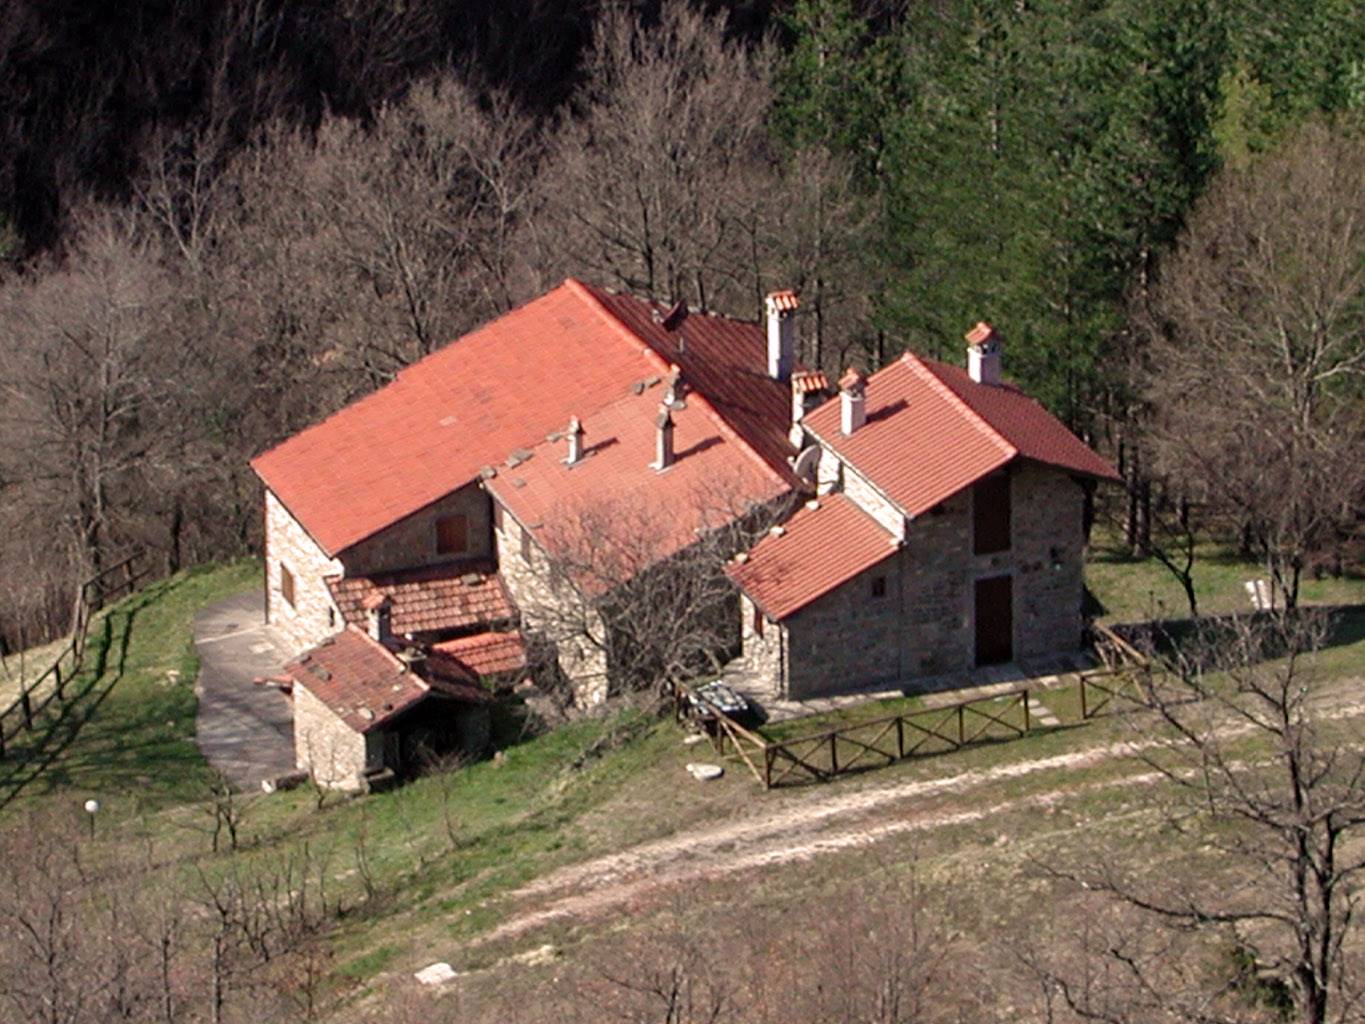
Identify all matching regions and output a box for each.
[342,483,493,576]
[491,499,609,706]
[265,490,344,655]
[737,461,1086,699]
[292,682,377,791]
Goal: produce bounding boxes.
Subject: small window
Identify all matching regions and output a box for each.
[327,607,335,629]
[973,472,1012,555]
[752,603,765,638]
[492,501,504,533]
[435,514,469,555]
[280,563,296,609]
[519,523,532,564]
[870,575,887,599]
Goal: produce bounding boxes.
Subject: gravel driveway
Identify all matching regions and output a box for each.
[193,589,296,788]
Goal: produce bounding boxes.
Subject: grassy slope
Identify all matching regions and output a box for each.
[1085,529,1365,623]
[3,548,1362,1018]
[0,560,259,813]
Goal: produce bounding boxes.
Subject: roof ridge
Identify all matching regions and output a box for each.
[899,352,1017,461]
[567,279,791,492]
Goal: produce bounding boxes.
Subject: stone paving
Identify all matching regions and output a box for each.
[193,590,296,788]
[725,650,1094,725]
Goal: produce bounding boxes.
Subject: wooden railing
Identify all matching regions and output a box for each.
[1078,623,1151,720]
[0,552,147,757]
[682,685,1033,790]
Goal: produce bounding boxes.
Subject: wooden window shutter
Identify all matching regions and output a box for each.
[280,563,296,609]
[435,515,469,555]
[972,472,1012,555]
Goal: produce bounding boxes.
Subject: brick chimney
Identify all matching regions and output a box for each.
[652,405,675,470]
[765,290,799,382]
[363,593,392,645]
[839,367,866,436]
[789,369,830,447]
[965,321,1002,386]
[564,415,584,465]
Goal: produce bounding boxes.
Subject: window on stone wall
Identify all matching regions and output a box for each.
[493,501,504,533]
[520,523,532,563]
[280,563,296,608]
[752,603,764,638]
[870,574,887,599]
[435,514,469,555]
[972,471,1011,555]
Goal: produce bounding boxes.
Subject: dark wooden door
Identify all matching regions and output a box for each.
[974,575,1013,666]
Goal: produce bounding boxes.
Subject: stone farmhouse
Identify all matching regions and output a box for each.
[251,278,1117,787]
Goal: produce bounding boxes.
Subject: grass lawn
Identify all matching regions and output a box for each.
[1084,529,1365,623]
[0,560,260,814]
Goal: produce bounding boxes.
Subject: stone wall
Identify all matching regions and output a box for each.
[785,551,902,698]
[841,462,907,541]
[771,462,1086,699]
[265,490,344,655]
[292,683,374,790]
[1009,465,1085,658]
[492,497,609,705]
[733,592,786,690]
[343,483,492,576]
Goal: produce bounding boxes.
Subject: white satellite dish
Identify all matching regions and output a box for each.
[792,444,821,483]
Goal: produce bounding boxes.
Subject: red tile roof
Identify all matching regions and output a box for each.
[283,627,428,733]
[727,494,898,620]
[431,631,527,677]
[802,352,1119,518]
[327,562,515,637]
[485,379,791,594]
[251,279,797,556]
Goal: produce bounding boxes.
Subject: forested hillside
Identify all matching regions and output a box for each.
[1,0,1362,650]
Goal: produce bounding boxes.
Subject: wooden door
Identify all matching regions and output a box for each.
[974,575,1013,666]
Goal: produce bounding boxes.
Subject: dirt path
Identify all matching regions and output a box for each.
[481,691,1365,945]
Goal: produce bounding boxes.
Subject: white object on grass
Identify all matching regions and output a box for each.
[414,962,458,986]
[686,763,724,781]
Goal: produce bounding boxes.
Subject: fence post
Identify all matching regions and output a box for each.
[1080,677,1088,720]
[53,661,63,701]
[21,690,32,731]
[896,716,905,759]
[1023,689,1030,732]
[763,746,773,790]
[829,733,838,775]
[957,704,965,747]
[121,558,135,599]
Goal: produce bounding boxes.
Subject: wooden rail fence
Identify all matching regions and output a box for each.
[682,686,1033,790]
[0,553,147,757]
[1077,623,1151,720]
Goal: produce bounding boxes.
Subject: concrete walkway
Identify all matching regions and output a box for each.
[193,590,296,788]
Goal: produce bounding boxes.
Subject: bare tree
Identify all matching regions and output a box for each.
[1139,121,1365,609]
[1038,611,1365,1023]
[519,484,789,704]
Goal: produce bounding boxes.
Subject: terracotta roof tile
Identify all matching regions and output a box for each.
[803,352,1119,518]
[282,627,427,733]
[327,562,515,637]
[252,279,799,556]
[431,631,527,677]
[486,381,790,595]
[727,494,898,620]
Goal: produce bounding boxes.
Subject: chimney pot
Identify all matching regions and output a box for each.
[364,595,393,645]
[839,367,867,436]
[965,321,1002,385]
[652,405,675,471]
[564,416,584,465]
[765,290,799,382]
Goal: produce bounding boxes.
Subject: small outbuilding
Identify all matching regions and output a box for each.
[282,626,494,791]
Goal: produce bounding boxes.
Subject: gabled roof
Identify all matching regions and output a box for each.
[726,494,898,621]
[326,562,515,637]
[251,279,797,556]
[485,377,790,594]
[431,631,527,677]
[283,627,428,733]
[802,352,1119,518]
